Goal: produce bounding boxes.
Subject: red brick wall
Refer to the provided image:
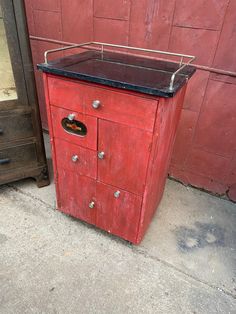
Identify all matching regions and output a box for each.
[24,0,236,201]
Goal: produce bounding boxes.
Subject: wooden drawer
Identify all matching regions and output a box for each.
[0,113,34,143]
[54,138,97,179]
[50,105,97,150]
[48,76,158,132]
[0,143,37,172]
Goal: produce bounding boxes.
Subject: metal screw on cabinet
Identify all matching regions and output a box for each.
[71,155,78,162]
[89,201,95,209]
[92,100,101,109]
[114,191,120,198]
[67,113,75,121]
[98,151,105,159]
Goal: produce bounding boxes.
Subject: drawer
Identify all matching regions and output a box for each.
[0,113,34,143]
[0,143,37,172]
[50,105,97,150]
[84,85,158,132]
[48,76,84,113]
[54,138,97,179]
[48,76,158,132]
[57,169,96,225]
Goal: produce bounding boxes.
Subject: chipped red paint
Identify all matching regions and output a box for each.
[25,0,236,201]
[138,87,187,242]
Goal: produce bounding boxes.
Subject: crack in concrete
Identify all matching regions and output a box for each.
[7,184,55,210]
[132,246,236,300]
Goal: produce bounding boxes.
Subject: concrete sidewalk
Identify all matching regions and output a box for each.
[0,134,235,313]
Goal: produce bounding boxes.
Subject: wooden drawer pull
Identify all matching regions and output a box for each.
[0,158,11,165]
[0,128,3,135]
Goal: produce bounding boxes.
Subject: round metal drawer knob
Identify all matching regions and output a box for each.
[92,100,101,109]
[89,201,95,209]
[98,151,105,159]
[71,155,79,162]
[67,113,75,121]
[114,191,120,198]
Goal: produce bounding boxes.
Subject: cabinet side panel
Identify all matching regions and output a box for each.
[43,73,61,208]
[137,86,187,243]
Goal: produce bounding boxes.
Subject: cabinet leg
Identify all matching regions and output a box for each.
[35,166,50,188]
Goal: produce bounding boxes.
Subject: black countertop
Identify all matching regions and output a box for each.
[38,50,196,98]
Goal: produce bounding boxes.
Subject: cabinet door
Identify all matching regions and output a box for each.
[54,139,97,179]
[57,169,96,225]
[96,182,142,243]
[98,120,152,195]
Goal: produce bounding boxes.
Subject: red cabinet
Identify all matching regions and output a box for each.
[43,73,188,244]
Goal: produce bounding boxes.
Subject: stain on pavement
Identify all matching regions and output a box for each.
[174,222,225,253]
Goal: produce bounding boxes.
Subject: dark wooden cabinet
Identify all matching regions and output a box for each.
[0,0,49,187]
